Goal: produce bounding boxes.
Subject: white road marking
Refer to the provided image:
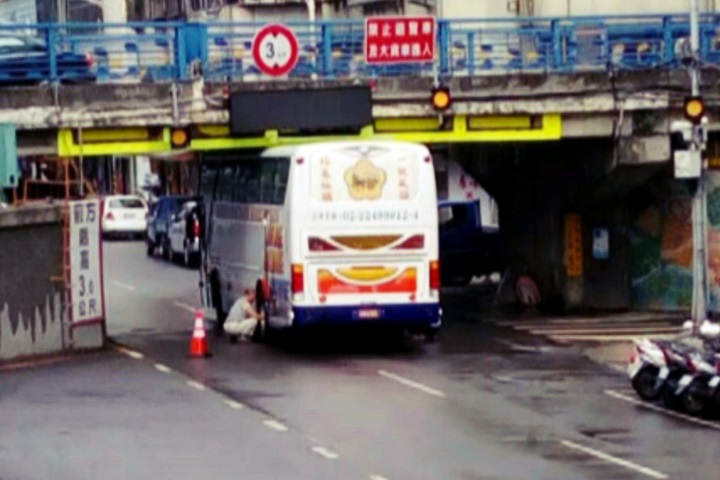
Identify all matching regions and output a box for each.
[311,446,339,460]
[378,370,446,398]
[263,419,289,432]
[173,301,197,313]
[604,389,720,430]
[186,380,206,391]
[560,440,668,479]
[494,318,659,327]
[223,399,245,410]
[369,475,390,480]
[509,321,674,330]
[154,363,172,373]
[551,333,680,342]
[528,326,681,335]
[115,347,144,360]
[112,281,136,291]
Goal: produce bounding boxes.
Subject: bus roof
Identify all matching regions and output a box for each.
[261,141,429,158]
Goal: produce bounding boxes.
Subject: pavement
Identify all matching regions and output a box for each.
[2,239,719,480]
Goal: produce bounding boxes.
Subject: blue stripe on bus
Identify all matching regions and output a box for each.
[291,303,440,328]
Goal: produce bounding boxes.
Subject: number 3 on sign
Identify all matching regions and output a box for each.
[260,35,290,64]
[252,24,299,77]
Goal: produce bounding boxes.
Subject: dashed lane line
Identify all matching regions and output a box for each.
[377,370,446,398]
[154,363,172,373]
[263,419,289,432]
[173,301,197,313]
[560,440,668,479]
[311,446,339,460]
[223,399,245,410]
[369,476,390,480]
[186,380,206,391]
[604,389,720,430]
[112,281,136,291]
[114,346,144,360]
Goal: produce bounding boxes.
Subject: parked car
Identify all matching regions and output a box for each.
[101,195,148,239]
[146,195,197,258]
[438,200,502,286]
[0,34,95,85]
[167,199,204,268]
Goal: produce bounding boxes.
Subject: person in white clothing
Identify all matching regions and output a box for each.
[223,288,264,343]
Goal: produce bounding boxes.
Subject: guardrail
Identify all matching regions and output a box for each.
[0,14,718,85]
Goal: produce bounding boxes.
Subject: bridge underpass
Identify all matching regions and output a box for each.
[9,111,692,315]
[2,63,714,317]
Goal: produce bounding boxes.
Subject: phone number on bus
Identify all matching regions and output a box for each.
[311,209,421,223]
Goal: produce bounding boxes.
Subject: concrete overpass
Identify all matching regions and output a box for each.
[3,14,719,317]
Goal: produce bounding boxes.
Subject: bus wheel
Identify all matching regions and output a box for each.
[425,328,439,344]
[253,279,271,343]
[209,270,225,336]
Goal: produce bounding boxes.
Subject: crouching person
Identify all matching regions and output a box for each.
[224,288,264,343]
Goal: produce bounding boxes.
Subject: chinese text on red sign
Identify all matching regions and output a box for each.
[364,16,436,64]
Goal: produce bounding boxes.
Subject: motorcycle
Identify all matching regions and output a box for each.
[628,338,671,400]
[675,352,720,417]
[628,321,720,404]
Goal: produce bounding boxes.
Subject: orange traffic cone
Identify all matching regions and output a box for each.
[188,309,211,358]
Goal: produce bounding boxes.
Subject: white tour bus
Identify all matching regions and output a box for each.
[200,140,441,340]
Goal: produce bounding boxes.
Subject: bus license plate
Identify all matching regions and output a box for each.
[358,309,380,319]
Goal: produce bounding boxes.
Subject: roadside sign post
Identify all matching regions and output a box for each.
[252,24,300,77]
[68,199,105,326]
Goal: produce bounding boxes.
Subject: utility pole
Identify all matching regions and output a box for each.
[689,0,709,332]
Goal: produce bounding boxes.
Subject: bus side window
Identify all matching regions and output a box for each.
[260,159,276,204]
[219,165,235,201]
[274,159,289,205]
[244,159,262,204]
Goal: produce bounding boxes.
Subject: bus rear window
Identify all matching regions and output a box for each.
[310,146,421,203]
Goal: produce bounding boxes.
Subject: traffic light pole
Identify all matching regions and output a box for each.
[689,0,708,332]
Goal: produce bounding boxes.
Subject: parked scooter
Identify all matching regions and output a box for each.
[628,321,720,404]
[663,323,720,416]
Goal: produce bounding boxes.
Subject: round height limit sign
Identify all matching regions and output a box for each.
[252,24,300,77]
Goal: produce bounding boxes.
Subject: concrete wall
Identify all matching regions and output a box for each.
[0,204,104,363]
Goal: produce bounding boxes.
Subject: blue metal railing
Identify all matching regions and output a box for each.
[0,15,719,85]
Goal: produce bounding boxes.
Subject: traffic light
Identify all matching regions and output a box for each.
[431,86,452,112]
[170,128,190,149]
[683,96,706,125]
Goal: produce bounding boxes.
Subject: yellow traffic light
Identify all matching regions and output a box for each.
[431,86,452,111]
[684,96,706,124]
[171,128,189,149]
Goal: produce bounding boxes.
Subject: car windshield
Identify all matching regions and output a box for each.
[109,198,145,209]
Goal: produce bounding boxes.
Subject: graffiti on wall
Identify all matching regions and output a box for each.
[629,179,693,310]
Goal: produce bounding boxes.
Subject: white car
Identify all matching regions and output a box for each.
[101,195,148,239]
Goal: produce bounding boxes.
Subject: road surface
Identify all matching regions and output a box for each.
[2,240,718,480]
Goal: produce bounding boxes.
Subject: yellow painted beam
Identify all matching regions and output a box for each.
[467,115,532,130]
[57,114,562,155]
[79,128,157,143]
[374,117,441,132]
[57,128,172,157]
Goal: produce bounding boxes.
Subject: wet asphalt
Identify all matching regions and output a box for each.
[2,240,719,480]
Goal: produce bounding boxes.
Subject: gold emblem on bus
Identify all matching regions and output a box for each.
[344,157,386,201]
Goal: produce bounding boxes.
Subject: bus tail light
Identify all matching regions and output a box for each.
[291,264,304,294]
[308,237,339,251]
[393,234,425,250]
[429,260,440,290]
[193,219,201,238]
